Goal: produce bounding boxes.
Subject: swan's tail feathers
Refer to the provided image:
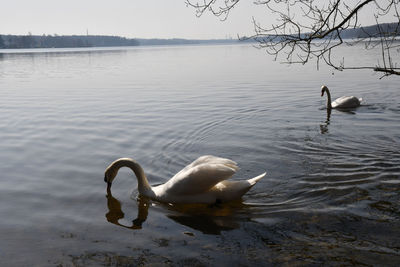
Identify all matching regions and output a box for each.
[358,97,363,103]
[247,172,266,186]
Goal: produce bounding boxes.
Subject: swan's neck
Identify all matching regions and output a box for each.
[112,158,154,196]
[325,88,332,109]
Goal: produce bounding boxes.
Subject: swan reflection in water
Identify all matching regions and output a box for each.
[319,103,361,135]
[320,108,331,134]
[105,185,244,234]
[105,185,149,229]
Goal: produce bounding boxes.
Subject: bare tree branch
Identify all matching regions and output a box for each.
[185,0,240,20]
[187,0,400,77]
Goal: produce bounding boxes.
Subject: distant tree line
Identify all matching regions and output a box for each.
[339,23,400,39]
[136,38,237,46]
[1,23,398,50]
[0,34,240,49]
[0,34,139,49]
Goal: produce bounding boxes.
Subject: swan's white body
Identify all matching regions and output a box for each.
[321,85,362,109]
[104,155,266,204]
[331,95,361,109]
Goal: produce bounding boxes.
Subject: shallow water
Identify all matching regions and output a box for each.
[0,44,399,266]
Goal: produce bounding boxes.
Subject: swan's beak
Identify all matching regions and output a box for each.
[321,91,324,97]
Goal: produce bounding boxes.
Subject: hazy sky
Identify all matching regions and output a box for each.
[0,0,388,39]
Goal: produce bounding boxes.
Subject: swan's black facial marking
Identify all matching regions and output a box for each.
[104,175,107,183]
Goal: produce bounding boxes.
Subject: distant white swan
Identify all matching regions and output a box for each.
[321,85,362,109]
[104,155,266,204]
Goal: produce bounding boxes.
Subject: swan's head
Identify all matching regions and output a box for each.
[321,85,328,97]
[104,164,118,186]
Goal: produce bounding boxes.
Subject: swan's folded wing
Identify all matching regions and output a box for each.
[332,96,360,108]
[175,155,238,175]
[163,162,237,195]
[190,155,238,168]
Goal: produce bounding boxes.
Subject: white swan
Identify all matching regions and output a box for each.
[321,85,362,109]
[104,155,266,204]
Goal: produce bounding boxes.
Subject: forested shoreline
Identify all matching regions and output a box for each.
[0,34,139,49]
[1,22,398,49]
[0,34,239,49]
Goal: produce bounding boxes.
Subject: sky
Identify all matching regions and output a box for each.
[0,0,391,39]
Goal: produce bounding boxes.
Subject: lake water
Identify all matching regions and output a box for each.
[0,44,399,266]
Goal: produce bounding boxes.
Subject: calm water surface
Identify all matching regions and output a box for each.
[0,44,399,266]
